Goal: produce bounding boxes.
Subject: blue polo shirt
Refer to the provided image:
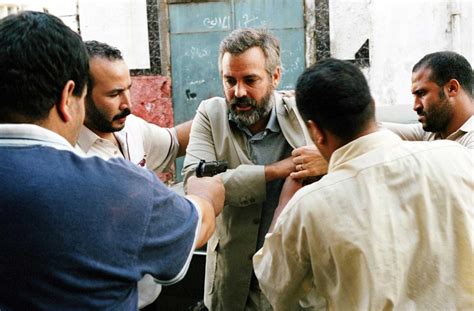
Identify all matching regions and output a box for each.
[0,124,200,310]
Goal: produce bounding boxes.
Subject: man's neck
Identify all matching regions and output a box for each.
[331,122,379,157]
[442,95,474,138]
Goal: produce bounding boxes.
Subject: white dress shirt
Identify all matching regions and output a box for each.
[77,114,179,173]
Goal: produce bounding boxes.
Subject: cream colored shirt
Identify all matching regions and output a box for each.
[76,114,180,309]
[382,115,474,149]
[77,114,179,173]
[254,130,474,310]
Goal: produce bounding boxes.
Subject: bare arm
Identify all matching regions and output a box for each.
[379,121,425,141]
[268,176,303,233]
[175,120,193,157]
[185,175,225,248]
[264,156,296,182]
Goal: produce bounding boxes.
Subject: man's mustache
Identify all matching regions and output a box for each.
[113,108,131,120]
[231,97,256,108]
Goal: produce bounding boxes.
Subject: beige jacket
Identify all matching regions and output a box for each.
[183,92,311,311]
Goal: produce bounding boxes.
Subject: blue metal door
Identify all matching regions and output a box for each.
[169,0,305,178]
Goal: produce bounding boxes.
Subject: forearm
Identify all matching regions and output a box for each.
[219,164,266,206]
[184,145,267,206]
[380,122,425,141]
[175,120,193,157]
[269,177,302,233]
[264,156,296,182]
[186,195,216,249]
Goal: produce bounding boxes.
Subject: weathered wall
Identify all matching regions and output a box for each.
[130,76,173,128]
[131,76,174,182]
[5,0,472,125]
[329,0,473,122]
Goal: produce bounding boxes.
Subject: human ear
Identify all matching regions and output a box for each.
[56,80,76,122]
[271,66,281,88]
[446,79,460,97]
[307,120,326,146]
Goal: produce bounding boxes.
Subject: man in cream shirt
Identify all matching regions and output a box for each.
[383,51,473,149]
[254,58,473,310]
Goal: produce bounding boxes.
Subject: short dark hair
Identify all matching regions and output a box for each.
[295,58,374,141]
[84,40,123,61]
[0,11,89,123]
[218,28,280,77]
[413,51,472,96]
[84,40,123,91]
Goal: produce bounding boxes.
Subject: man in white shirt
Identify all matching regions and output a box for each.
[383,51,473,149]
[253,58,473,310]
[76,40,192,308]
[77,40,192,175]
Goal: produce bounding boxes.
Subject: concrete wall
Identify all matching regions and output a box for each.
[3,0,472,125]
[131,75,175,182]
[330,0,473,123]
[78,0,151,70]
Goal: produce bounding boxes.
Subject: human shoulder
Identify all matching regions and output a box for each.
[197,97,227,113]
[281,176,345,221]
[124,114,158,131]
[193,97,230,127]
[83,152,155,179]
[123,114,173,143]
[454,116,474,149]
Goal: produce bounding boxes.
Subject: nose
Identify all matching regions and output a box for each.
[234,82,247,98]
[120,90,131,110]
[413,97,422,113]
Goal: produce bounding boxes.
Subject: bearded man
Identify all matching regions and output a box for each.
[383,51,473,149]
[182,28,323,311]
[76,40,193,309]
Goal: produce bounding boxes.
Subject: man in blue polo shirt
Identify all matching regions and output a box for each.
[0,11,224,310]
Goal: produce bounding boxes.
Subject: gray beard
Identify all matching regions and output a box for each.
[229,91,274,127]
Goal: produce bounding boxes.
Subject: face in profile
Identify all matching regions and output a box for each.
[411,67,453,133]
[84,57,132,134]
[221,46,280,132]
